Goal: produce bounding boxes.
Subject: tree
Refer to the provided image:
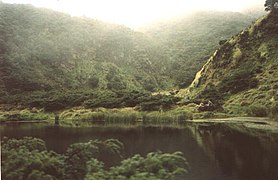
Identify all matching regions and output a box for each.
[64,139,123,180]
[265,0,278,12]
[1,137,64,180]
[85,151,188,180]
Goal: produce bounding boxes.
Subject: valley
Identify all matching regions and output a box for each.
[1,1,278,179]
[1,3,276,123]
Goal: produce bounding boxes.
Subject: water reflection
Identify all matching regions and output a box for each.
[1,123,278,180]
[191,124,278,180]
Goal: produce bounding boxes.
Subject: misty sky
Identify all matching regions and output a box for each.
[2,0,264,28]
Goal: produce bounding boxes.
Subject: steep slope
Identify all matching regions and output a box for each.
[0,3,172,95]
[188,12,278,116]
[141,11,260,87]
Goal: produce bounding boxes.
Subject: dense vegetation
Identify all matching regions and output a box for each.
[187,11,278,117]
[265,0,278,12]
[1,2,277,180]
[0,2,276,119]
[141,11,258,87]
[0,3,259,109]
[1,137,188,180]
[0,89,181,112]
[0,3,171,96]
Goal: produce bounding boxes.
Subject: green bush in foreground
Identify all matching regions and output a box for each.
[64,139,124,180]
[1,137,188,180]
[1,137,64,180]
[85,151,188,180]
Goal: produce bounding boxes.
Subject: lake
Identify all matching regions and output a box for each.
[1,123,278,180]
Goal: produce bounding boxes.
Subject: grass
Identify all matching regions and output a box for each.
[0,108,53,122]
[0,104,195,126]
[0,101,275,127]
[232,46,242,61]
[58,107,193,126]
[224,85,278,118]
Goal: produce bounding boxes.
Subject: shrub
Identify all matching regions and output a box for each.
[18,109,50,121]
[64,139,124,180]
[247,105,268,117]
[2,137,188,180]
[219,67,259,94]
[1,137,64,180]
[84,97,123,108]
[139,94,180,111]
[196,84,224,109]
[88,77,99,88]
[232,47,242,60]
[268,102,278,119]
[85,151,188,180]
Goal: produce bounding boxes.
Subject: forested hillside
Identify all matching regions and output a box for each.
[142,11,259,87]
[0,3,172,95]
[0,3,263,111]
[186,12,278,117]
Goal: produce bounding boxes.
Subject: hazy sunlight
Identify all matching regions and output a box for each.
[2,0,263,28]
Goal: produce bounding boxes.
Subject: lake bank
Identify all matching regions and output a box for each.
[1,112,278,137]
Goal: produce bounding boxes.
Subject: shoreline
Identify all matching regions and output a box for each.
[1,117,277,134]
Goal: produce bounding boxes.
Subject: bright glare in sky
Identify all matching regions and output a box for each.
[2,0,263,28]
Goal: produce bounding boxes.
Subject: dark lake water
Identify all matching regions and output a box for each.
[1,123,278,180]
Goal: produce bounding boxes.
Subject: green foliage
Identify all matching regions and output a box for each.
[139,94,181,111]
[83,91,123,109]
[0,3,171,96]
[232,47,243,60]
[143,11,256,87]
[247,104,268,117]
[83,90,180,111]
[87,77,99,89]
[1,85,182,112]
[64,139,124,180]
[0,3,256,105]
[143,110,193,125]
[269,102,278,119]
[219,65,259,94]
[85,151,188,180]
[190,13,278,116]
[244,101,278,118]
[1,136,47,152]
[0,109,52,121]
[120,90,151,107]
[264,0,278,12]
[85,159,106,180]
[1,89,158,111]
[196,83,223,104]
[1,137,188,180]
[25,90,94,111]
[83,90,150,109]
[59,107,193,126]
[1,137,64,180]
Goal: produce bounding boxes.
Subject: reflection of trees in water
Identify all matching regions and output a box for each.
[192,124,278,180]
